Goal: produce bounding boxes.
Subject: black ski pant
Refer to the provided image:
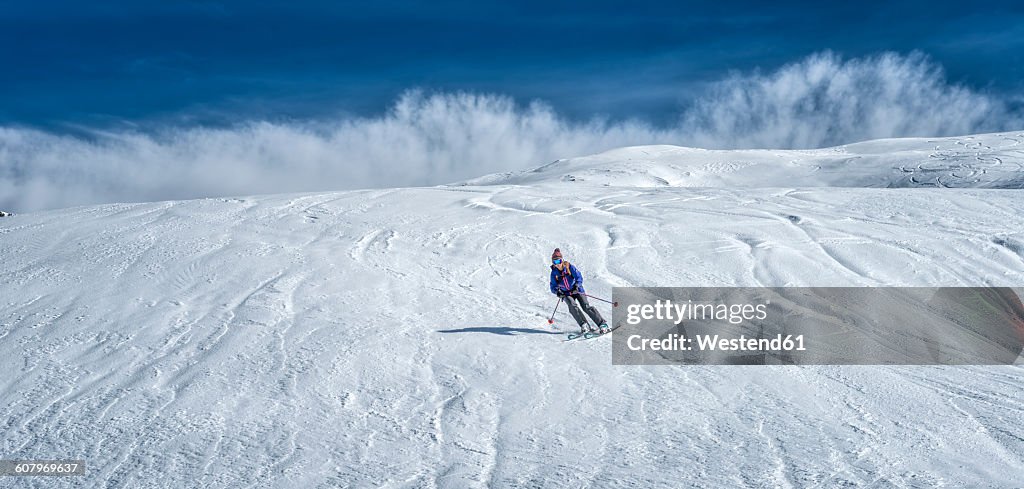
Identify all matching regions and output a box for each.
[563,293,605,328]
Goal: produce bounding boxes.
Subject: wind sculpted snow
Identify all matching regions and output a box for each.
[466,131,1024,189]
[1,132,1023,487]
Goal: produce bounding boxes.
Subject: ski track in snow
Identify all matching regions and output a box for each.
[1,132,1024,487]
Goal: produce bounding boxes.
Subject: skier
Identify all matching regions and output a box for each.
[549,248,609,334]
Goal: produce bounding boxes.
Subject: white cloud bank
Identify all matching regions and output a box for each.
[680,52,1017,149]
[1,52,1020,211]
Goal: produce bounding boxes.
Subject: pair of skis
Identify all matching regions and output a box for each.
[564,323,620,341]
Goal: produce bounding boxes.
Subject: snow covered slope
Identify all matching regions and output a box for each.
[466,131,1024,189]
[2,132,1024,487]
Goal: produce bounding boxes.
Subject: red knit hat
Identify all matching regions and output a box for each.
[551,248,563,260]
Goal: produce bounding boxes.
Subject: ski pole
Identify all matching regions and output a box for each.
[581,293,618,307]
[547,297,561,324]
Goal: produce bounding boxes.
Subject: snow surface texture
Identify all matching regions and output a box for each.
[2,132,1023,488]
[466,133,1024,190]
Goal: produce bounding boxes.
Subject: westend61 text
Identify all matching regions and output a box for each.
[626,334,807,352]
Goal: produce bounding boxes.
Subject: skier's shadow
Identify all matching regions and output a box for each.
[437,326,562,336]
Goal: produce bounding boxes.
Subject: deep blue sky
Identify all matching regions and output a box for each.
[3,1,1023,129]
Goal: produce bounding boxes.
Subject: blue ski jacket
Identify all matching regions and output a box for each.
[550,262,586,295]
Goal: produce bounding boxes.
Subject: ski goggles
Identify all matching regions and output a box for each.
[552,258,562,264]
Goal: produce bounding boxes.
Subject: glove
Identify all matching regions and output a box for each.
[570,286,579,295]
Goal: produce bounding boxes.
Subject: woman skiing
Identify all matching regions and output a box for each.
[549,248,609,334]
